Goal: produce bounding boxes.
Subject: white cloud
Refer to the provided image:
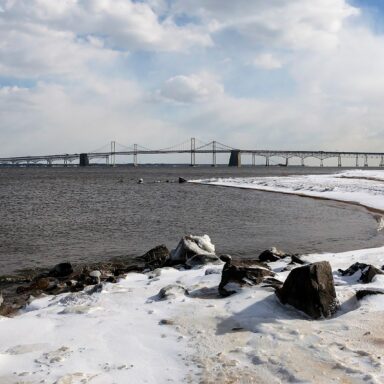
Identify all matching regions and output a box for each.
[158,73,224,103]
[0,0,212,54]
[252,53,282,70]
[1,0,384,157]
[0,79,186,156]
[172,0,359,51]
[0,22,119,78]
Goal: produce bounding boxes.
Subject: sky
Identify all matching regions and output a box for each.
[1,0,384,156]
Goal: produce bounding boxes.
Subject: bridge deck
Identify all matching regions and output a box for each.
[1,147,383,166]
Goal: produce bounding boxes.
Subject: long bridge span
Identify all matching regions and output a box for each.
[1,138,383,167]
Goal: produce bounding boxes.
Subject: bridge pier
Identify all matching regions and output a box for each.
[79,153,89,166]
[364,155,368,167]
[338,155,342,167]
[285,158,289,166]
[301,157,305,166]
[228,150,241,167]
[380,155,384,167]
[212,140,217,167]
[356,155,359,167]
[133,144,138,166]
[110,141,116,167]
[190,137,196,166]
[252,153,256,166]
[265,156,270,167]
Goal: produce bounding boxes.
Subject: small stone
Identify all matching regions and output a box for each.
[158,284,188,300]
[159,319,174,325]
[259,247,288,262]
[49,262,73,278]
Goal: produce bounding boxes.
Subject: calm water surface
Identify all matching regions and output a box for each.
[1,166,383,275]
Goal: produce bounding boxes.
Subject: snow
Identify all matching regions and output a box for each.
[191,169,384,214]
[1,171,384,383]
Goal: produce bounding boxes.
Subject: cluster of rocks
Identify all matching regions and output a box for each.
[0,259,145,316]
[0,236,218,316]
[216,248,338,319]
[1,236,383,320]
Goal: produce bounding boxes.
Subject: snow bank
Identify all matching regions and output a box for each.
[1,248,383,383]
[191,169,384,214]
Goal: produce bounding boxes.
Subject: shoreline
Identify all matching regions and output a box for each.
[195,181,384,226]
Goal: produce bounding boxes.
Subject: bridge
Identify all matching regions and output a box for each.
[0,138,383,167]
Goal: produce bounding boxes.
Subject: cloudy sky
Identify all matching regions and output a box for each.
[1,0,384,156]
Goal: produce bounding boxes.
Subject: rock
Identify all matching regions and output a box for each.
[34,277,51,291]
[136,245,170,269]
[258,247,286,262]
[261,277,284,289]
[87,283,103,295]
[178,177,187,183]
[71,282,85,292]
[356,289,384,300]
[275,261,338,319]
[159,319,175,325]
[170,235,215,263]
[138,178,144,184]
[185,254,221,268]
[205,268,222,275]
[338,262,369,276]
[290,254,307,265]
[49,262,73,278]
[338,262,384,283]
[360,265,384,283]
[0,291,3,307]
[218,256,274,297]
[158,284,188,300]
[16,286,29,294]
[89,270,101,284]
[0,304,14,317]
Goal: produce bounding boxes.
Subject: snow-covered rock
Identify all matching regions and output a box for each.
[170,234,215,262]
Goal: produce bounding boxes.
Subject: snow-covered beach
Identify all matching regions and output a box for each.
[1,170,384,384]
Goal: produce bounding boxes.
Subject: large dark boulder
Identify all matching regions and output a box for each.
[136,245,170,270]
[218,255,274,297]
[276,261,338,319]
[49,262,73,278]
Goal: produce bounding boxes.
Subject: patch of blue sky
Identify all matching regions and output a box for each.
[223,65,297,100]
[0,77,36,88]
[173,13,201,27]
[348,0,384,34]
[120,51,164,88]
[124,50,210,86]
